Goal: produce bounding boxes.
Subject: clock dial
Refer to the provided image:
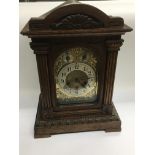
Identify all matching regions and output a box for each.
[54,47,98,105]
[58,62,96,97]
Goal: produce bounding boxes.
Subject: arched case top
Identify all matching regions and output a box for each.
[21,0,132,37]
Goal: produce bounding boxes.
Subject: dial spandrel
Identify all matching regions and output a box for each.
[54,47,98,105]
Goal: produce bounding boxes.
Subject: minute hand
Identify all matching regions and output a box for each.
[79,77,95,81]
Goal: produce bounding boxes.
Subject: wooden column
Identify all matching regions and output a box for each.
[30,42,53,119]
[103,39,124,113]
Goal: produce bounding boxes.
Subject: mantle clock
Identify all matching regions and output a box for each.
[21,0,132,138]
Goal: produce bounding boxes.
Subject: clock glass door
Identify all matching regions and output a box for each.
[54,47,98,105]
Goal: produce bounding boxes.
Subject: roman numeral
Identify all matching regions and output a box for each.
[62,73,66,77]
[67,67,71,72]
[61,79,65,83]
[83,67,87,71]
[75,63,79,69]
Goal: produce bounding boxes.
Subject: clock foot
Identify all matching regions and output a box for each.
[34,133,51,138]
[104,127,121,132]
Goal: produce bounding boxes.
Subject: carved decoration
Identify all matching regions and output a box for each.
[35,114,119,127]
[35,105,119,127]
[50,14,104,30]
[104,51,118,106]
[36,55,51,109]
[103,39,124,106]
[105,39,124,52]
[30,42,50,54]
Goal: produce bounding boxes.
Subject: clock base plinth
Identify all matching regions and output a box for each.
[34,97,121,138]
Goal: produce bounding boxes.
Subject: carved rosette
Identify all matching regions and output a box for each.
[50,14,104,30]
[104,39,124,108]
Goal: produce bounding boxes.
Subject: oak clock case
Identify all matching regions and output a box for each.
[21,0,132,138]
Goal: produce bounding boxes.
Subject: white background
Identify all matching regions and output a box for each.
[2,0,155,155]
[19,1,134,155]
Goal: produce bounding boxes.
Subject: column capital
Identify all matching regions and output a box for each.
[105,39,124,52]
[30,42,50,54]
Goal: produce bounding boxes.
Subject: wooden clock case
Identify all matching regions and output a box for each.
[21,0,132,138]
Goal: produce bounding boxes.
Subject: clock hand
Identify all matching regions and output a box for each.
[79,76,94,81]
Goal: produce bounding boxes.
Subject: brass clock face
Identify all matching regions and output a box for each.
[54,47,98,105]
